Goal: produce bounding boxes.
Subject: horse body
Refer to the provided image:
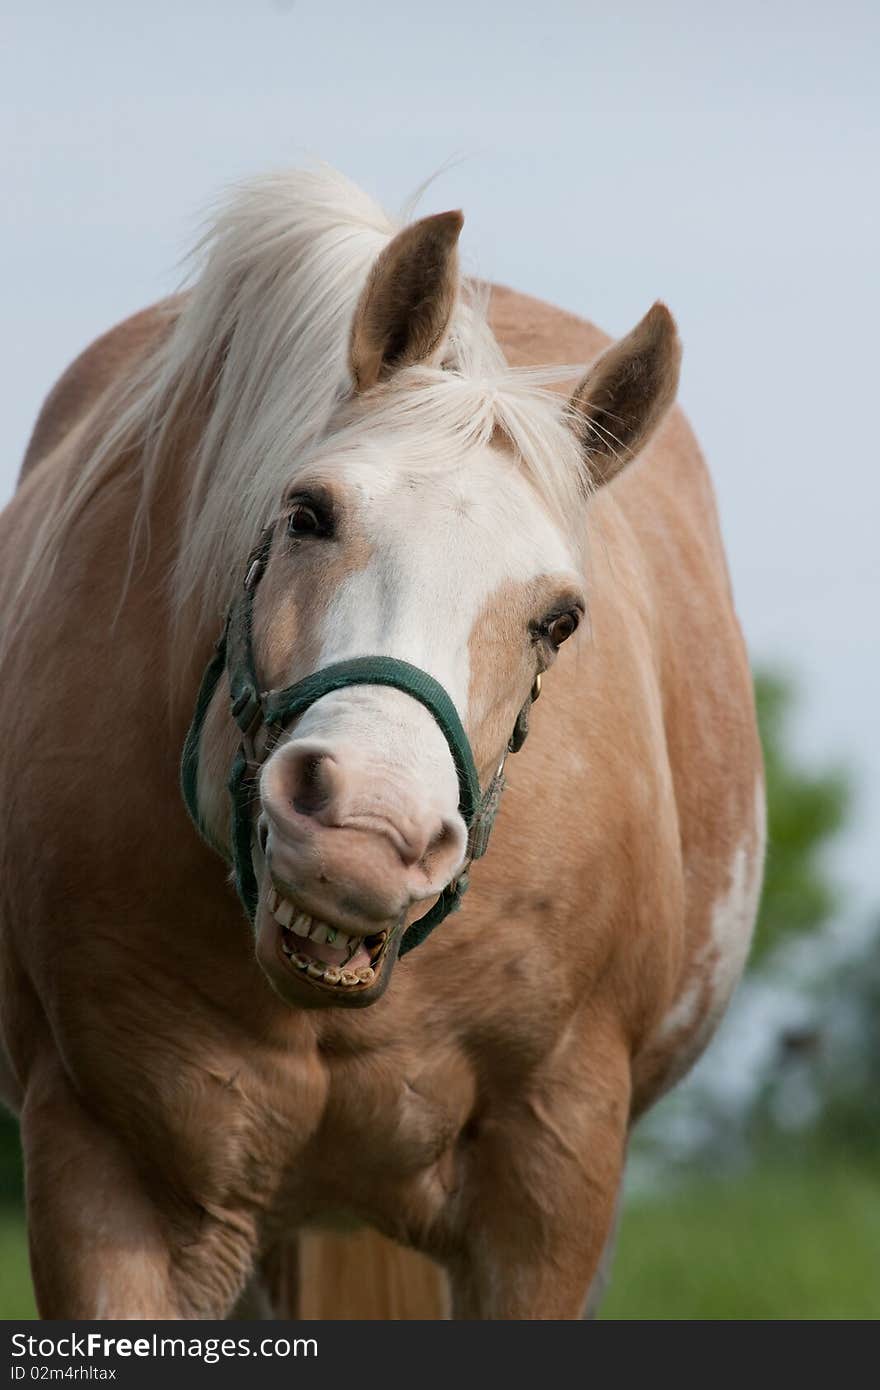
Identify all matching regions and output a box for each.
[0,174,762,1319]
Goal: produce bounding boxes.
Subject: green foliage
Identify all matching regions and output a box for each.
[815,917,880,1150]
[748,913,880,1155]
[751,672,850,962]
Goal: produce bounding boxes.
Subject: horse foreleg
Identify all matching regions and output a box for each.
[446,1046,629,1319]
[580,1189,622,1319]
[20,1056,254,1319]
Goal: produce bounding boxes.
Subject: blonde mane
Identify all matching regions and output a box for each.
[18,166,592,632]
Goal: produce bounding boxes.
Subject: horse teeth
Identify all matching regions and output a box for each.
[284,952,365,987]
[273,898,294,927]
[273,901,371,979]
[309,921,353,949]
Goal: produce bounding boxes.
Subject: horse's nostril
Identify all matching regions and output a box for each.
[290,749,335,816]
[428,824,454,855]
[258,817,269,853]
[421,818,463,872]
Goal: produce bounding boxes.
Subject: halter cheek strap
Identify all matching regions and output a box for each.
[180,529,539,956]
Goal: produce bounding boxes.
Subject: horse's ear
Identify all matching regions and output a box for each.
[569,302,682,487]
[349,210,464,392]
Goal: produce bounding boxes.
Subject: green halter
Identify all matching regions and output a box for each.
[181,528,538,956]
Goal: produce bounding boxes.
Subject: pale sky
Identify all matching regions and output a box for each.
[3,0,878,910]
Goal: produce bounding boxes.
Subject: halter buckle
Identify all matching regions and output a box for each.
[231,683,262,736]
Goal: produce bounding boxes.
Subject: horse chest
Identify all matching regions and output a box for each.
[323,1047,472,1174]
[256,1036,479,1234]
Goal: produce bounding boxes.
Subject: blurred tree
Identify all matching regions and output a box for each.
[805,911,880,1151]
[751,672,851,963]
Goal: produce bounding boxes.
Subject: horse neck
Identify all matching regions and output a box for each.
[81,391,224,727]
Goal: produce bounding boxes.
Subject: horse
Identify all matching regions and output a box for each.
[0,167,764,1319]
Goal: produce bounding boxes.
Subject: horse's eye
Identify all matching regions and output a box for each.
[287,500,328,538]
[545,611,579,647]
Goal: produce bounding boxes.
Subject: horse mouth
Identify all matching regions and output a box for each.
[268,886,392,993]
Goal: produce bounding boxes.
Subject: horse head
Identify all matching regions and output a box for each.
[190,198,680,1008]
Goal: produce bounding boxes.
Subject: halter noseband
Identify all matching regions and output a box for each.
[180,527,540,956]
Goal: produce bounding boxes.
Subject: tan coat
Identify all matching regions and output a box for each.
[0,284,763,1319]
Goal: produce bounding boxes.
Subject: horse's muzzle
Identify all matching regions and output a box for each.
[253,854,408,1009]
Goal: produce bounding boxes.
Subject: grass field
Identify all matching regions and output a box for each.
[0,1210,34,1320]
[602,1157,880,1319]
[1,1154,877,1319]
